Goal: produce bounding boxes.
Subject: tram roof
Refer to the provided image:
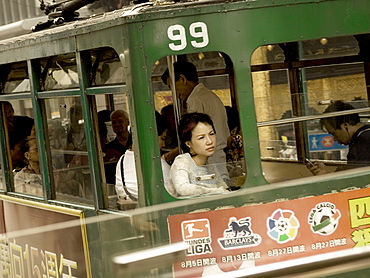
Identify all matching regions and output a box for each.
[0,0,339,45]
[0,0,363,64]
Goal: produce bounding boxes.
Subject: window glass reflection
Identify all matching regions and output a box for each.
[94,94,130,210]
[0,100,41,196]
[1,62,30,94]
[45,97,92,204]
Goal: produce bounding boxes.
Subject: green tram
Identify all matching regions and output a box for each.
[1,0,370,277]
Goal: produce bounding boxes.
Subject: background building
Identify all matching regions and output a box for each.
[0,0,127,40]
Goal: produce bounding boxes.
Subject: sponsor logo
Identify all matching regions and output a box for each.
[218,217,261,250]
[181,219,213,256]
[308,202,341,235]
[267,209,300,244]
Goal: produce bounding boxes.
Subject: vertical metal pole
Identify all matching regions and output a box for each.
[166,55,182,153]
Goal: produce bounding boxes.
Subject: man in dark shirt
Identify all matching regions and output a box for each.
[307,100,370,175]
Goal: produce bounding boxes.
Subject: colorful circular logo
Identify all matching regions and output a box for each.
[267,209,300,243]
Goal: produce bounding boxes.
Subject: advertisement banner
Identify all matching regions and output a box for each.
[168,188,370,277]
[0,199,89,278]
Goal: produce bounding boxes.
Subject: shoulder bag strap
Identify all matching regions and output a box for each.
[120,155,137,202]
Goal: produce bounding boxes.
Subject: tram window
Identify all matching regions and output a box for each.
[92,47,126,86]
[42,54,79,90]
[252,69,292,157]
[152,51,245,198]
[0,100,38,195]
[299,36,359,61]
[1,61,30,93]
[252,35,370,183]
[251,45,285,66]
[94,93,131,210]
[44,97,93,203]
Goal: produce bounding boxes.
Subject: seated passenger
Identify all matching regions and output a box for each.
[1,101,34,171]
[98,110,121,185]
[168,113,228,197]
[62,104,90,197]
[161,104,178,150]
[307,100,370,175]
[65,104,87,165]
[14,137,43,197]
[48,118,67,169]
[98,110,121,162]
[115,111,170,204]
[105,110,132,156]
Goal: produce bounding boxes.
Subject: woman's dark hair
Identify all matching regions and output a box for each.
[320,100,360,130]
[97,110,112,140]
[225,106,240,133]
[179,113,215,153]
[21,137,36,156]
[155,111,168,136]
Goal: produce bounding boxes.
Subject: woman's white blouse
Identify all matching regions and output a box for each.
[168,153,227,197]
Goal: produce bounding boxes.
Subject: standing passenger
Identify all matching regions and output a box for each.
[161,62,230,165]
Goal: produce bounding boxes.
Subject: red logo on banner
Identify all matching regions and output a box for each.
[182,219,210,240]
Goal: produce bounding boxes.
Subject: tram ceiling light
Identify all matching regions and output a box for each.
[198,52,205,60]
[320,38,328,45]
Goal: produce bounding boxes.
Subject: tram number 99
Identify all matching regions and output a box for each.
[168,22,209,51]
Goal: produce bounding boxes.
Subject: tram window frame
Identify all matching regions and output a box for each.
[38,47,130,209]
[0,99,40,195]
[251,35,370,184]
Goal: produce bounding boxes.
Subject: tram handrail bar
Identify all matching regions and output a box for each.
[207,246,370,278]
[258,107,370,128]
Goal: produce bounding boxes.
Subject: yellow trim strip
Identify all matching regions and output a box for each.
[0,194,81,216]
[80,211,93,278]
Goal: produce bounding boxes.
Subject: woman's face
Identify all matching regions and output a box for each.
[158,130,166,149]
[187,122,216,158]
